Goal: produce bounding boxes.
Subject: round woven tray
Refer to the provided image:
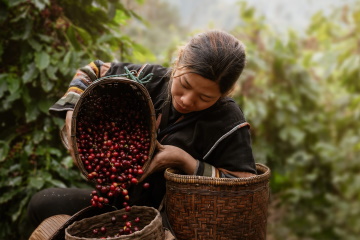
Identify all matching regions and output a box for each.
[65,206,164,240]
[70,76,157,181]
[29,214,71,240]
[164,163,271,240]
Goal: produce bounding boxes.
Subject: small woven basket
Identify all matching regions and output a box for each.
[164,163,271,240]
[65,206,165,240]
[71,76,157,180]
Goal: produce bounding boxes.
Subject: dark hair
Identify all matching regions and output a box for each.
[174,30,246,95]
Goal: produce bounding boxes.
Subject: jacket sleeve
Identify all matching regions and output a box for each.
[194,125,257,178]
[49,60,111,119]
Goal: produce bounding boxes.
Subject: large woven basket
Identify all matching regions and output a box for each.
[164,163,271,240]
[65,206,165,240]
[70,76,157,180]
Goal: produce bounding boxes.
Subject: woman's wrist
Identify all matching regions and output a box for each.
[173,148,198,175]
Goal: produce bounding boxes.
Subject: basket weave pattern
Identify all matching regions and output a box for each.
[65,206,164,240]
[29,215,71,240]
[165,163,271,240]
[71,77,157,181]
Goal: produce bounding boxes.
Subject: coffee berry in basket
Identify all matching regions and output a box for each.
[72,77,156,236]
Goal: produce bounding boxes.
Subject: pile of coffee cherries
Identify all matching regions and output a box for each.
[75,86,152,235]
[92,215,142,238]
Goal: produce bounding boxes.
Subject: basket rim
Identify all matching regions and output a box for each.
[70,76,157,181]
[164,163,270,186]
[65,206,162,240]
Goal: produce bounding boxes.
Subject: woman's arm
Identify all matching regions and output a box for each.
[140,138,256,182]
[49,60,110,118]
[139,142,198,182]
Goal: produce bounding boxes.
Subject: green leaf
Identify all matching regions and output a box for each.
[66,26,81,51]
[52,117,65,128]
[22,19,33,40]
[46,65,58,80]
[0,44,3,60]
[63,51,72,66]
[33,130,45,144]
[37,33,52,43]
[96,0,108,9]
[61,156,74,169]
[0,140,10,162]
[73,25,92,45]
[0,189,22,204]
[59,51,75,75]
[40,71,54,92]
[279,126,305,145]
[0,6,8,24]
[39,171,52,182]
[33,0,49,10]
[5,90,21,103]
[0,75,8,98]
[25,102,40,123]
[9,0,27,7]
[22,62,38,84]
[21,86,31,105]
[48,148,62,157]
[8,176,23,187]
[10,7,28,23]
[38,99,51,114]
[9,164,21,173]
[6,75,20,95]
[114,9,131,25]
[28,38,42,51]
[35,51,50,70]
[28,176,45,189]
[11,195,30,222]
[47,179,66,188]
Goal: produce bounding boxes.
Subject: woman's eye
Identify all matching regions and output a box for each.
[180,81,189,89]
[200,97,211,103]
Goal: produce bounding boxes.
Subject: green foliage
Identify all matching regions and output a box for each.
[121,0,187,65]
[234,2,360,239]
[0,0,148,239]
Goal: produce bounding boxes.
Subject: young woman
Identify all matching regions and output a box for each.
[27,29,257,226]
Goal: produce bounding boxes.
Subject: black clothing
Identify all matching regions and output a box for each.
[27,188,92,226]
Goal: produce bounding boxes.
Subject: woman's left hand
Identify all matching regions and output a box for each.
[139,141,197,182]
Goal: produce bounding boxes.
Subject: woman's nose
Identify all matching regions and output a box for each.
[180,92,195,107]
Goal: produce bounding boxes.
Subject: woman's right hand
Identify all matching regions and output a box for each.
[139,141,198,182]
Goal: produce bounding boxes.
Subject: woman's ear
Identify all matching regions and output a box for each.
[222,84,236,97]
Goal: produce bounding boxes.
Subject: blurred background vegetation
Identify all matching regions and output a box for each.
[0,0,359,239]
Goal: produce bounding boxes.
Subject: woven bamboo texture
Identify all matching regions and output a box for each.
[49,205,116,240]
[164,163,271,240]
[65,206,164,240]
[70,76,157,181]
[29,214,71,240]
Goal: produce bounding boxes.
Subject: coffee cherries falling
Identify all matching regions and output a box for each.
[75,87,153,237]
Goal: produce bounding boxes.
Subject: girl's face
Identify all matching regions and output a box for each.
[171,68,222,114]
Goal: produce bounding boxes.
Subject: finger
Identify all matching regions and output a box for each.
[138,173,146,183]
[139,158,155,182]
[155,140,164,151]
[139,167,152,182]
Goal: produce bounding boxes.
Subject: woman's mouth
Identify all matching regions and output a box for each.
[173,99,188,113]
